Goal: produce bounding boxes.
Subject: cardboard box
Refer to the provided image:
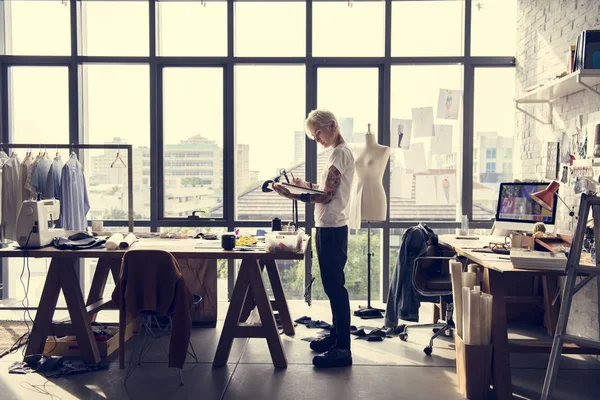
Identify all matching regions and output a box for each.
[455,333,492,400]
[43,322,134,358]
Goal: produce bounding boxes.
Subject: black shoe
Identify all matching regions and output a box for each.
[309,335,336,353]
[312,348,352,368]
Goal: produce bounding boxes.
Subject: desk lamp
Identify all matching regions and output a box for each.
[530,181,575,230]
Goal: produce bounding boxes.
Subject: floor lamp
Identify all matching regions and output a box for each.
[354,221,384,319]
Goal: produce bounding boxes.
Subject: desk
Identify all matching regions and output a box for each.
[439,235,600,400]
[0,238,307,369]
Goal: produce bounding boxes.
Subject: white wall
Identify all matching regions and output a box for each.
[516,0,600,342]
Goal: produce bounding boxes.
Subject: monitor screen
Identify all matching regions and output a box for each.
[496,182,557,224]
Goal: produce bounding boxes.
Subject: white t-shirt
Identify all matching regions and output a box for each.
[315,142,355,228]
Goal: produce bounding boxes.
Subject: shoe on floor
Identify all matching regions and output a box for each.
[312,348,352,368]
[309,334,336,353]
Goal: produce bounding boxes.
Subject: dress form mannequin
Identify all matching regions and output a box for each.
[352,124,390,318]
[352,125,391,225]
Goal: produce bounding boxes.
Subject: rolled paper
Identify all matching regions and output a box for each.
[462,286,470,344]
[481,293,493,346]
[119,233,137,249]
[450,261,464,337]
[462,272,476,290]
[469,289,482,345]
[106,233,124,250]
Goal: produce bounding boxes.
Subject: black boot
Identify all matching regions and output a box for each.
[312,348,352,368]
[309,335,336,353]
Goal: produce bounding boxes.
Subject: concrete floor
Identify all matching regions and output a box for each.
[0,300,599,400]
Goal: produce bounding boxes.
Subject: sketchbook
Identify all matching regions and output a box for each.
[281,183,326,195]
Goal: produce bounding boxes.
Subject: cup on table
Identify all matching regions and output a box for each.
[91,220,104,233]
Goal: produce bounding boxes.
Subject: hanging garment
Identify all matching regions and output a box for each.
[44,156,64,200]
[385,223,438,327]
[60,154,90,231]
[21,154,35,201]
[2,154,22,241]
[29,155,52,197]
[0,151,8,168]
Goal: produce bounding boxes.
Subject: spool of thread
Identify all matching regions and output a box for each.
[271,217,282,231]
[594,124,600,158]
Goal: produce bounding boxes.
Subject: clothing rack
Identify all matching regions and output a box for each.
[0,143,134,232]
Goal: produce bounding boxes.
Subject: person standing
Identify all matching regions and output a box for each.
[273,109,355,368]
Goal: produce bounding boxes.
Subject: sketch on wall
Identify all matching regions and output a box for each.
[437,89,462,120]
[391,118,412,149]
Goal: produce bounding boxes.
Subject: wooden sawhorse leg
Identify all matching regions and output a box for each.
[26,257,101,364]
[213,258,287,368]
[483,269,512,400]
[238,260,295,335]
[86,258,122,322]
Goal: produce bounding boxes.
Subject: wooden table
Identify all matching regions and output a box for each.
[0,238,307,369]
[439,235,600,400]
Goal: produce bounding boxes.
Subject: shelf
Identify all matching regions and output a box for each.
[516,69,600,103]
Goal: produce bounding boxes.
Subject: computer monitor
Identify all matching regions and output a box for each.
[493,182,558,234]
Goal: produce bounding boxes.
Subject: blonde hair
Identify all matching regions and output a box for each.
[305,109,342,140]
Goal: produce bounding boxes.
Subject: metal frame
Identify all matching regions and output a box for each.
[0,0,515,304]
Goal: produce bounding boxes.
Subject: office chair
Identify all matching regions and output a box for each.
[398,249,457,356]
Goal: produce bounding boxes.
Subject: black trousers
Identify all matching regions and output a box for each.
[316,226,350,350]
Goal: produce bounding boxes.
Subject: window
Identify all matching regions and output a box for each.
[471,0,517,56]
[162,67,224,218]
[390,65,463,221]
[313,2,385,57]
[9,66,69,144]
[235,65,305,221]
[4,0,70,56]
[81,64,150,220]
[80,1,149,56]
[157,1,227,56]
[235,2,305,57]
[392,1,464,56]
[473,68,515,219]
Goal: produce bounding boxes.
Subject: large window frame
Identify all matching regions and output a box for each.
[0,0,515,302]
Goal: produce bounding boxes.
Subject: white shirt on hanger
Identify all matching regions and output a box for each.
[60,153,90,231]
[2,153,22,241]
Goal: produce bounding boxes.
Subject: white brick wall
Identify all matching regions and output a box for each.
[516,0,600,341]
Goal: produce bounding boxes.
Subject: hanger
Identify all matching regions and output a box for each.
[55,144,60,159]
[111,147,127,168]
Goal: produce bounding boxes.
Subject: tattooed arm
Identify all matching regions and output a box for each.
[274,166,341,204]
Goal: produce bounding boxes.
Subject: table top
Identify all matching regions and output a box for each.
[0,237,309,260]
[438,234,567,274]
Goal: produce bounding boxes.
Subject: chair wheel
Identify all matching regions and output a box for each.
[424,346,433,356]
[399,333,408,341]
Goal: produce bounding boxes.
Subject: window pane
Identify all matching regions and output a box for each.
[9,66,69,144]
[392,1,464,56]
[157,1,227,56]
[5,0,70,55]
[313,2,384,57]
[234,65,305,221]
[235,2,305,57]
[81,1,149,56]
[82,64,150,220]
[163,68,224,219]
[471,0,517,56]
[390,65,463,221]
[317,67,379,153]
[473,68,515,220]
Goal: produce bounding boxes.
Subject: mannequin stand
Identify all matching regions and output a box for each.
[354,221,384,319]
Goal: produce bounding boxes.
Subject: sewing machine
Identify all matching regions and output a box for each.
[16,199,65,248]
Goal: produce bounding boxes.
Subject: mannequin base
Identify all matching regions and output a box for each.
[354,305,384,319]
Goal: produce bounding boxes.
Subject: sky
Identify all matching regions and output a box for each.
[4,0,517,180]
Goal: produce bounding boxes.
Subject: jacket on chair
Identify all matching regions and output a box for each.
[112,250,193,369]
[385,224,438,327]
